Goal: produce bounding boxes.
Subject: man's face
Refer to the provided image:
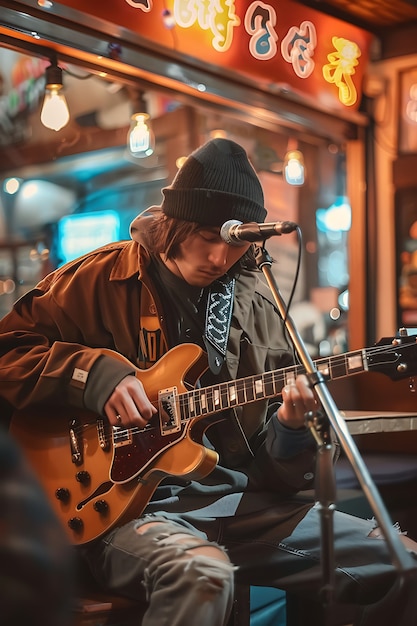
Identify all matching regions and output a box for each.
[163,227,251,286]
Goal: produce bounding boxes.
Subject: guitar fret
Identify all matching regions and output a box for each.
[194,393,202,415]
[220,385,229,409]
[334,352,363,379]
[254,377,263,398]
[329,356,349,379]
[188,393,196,417]
[209,387,219,412]
[347,351,367,373]
[228,383,237,405]
[192,391,202,417]
[317,361,331,378]
[204,388,214,413]
[236,383,246,404]
[200,391,207,413]
[244,379,254,402]
[274,372,285,395]
[263,374,275,397]
[284,370,296,385]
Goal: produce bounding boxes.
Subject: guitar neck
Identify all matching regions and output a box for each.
[181,347,368,420]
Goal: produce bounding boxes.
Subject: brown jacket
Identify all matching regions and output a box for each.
[0,236,292,418]
[0,226,315,490]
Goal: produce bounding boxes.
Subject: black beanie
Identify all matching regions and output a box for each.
[161,138,267,226]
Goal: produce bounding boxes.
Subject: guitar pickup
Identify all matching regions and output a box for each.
[158,387,181,434]
[69,419,82,464]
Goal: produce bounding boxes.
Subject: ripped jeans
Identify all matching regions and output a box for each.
[81,505,417,626]
[83,515,235,626]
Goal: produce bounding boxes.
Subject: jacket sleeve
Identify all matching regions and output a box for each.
[244,414,317,494]
[0,265,136,417]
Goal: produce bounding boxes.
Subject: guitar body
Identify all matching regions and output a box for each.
[10,344,219,545]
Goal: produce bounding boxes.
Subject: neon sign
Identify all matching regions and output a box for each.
[128,0,363,107]
[54,0,372,111]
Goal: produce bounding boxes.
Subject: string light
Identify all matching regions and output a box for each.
[284,149,305,186]
[127,93,154,158]
[40,58,70,131]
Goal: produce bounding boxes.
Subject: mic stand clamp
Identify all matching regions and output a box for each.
[305,408,337,606]
[254,243,415,604]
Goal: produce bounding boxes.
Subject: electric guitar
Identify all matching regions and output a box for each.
[9,334,417,545]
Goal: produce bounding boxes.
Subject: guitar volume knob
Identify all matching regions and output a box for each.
[93,499,109,514]
[76,470,90,484]
[68,517,83,531]
[55,487,70,502]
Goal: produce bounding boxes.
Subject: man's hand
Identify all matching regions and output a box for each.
[104,375,157,427]
[277,374,319,430]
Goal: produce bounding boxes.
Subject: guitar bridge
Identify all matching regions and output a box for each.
[158,387,181,434]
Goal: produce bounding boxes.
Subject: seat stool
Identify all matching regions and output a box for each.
[73,590,146,626]
[74,585,356,626]
[73,583,251,626]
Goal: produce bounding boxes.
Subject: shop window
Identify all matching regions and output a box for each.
[0,47,350,355]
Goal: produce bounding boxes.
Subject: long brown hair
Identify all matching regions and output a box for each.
[146,211,258,271]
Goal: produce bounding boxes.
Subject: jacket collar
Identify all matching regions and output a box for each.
[107,240,150,281]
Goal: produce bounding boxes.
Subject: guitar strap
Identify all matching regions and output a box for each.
[203,276,235,375]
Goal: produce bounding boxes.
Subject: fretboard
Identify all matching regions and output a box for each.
[179,348,367,421]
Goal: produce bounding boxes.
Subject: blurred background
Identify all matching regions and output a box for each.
[1,0,417,357]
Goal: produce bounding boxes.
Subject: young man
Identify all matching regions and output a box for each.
[0,138,416,625]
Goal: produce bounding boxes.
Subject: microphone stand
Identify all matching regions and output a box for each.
[254,243,415,604]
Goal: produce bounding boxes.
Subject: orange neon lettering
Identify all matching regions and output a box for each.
[174,0,239,52]
[281,20,317,78]
[322,36,361,106]
[244,2,278,61]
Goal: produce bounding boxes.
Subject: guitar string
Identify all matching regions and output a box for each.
[74,341,415,443]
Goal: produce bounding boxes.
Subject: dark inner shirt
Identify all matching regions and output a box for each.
[149,255,209,349]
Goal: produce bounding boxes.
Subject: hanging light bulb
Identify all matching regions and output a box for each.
[127,93,155,158]
[284,149,305,186]
[40,58,70,131]
[128,113,154,156]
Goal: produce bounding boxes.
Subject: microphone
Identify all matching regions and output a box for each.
[220,219,298,246]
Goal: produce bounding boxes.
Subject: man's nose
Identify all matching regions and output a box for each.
[208,242,229,267]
